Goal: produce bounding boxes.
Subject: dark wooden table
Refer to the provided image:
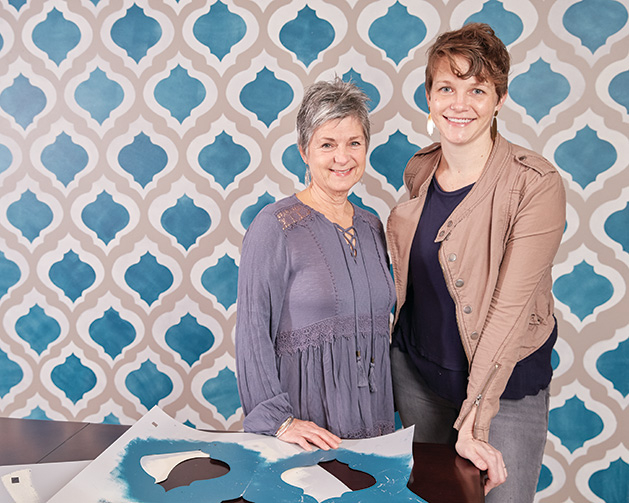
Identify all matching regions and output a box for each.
[0,417,483,502]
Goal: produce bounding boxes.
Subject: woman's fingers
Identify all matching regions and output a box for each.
[456,435,507,495]
[278,418,342,451]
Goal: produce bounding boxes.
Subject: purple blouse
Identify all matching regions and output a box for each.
[236,195,395,439]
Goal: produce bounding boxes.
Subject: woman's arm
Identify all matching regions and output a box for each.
[457,167,566,439]
[235,210,341,450]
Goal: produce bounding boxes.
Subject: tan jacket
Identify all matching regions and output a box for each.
[386,134,566,441]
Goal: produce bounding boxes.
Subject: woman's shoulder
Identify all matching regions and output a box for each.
[503,139,558,177]
[251,195,315,232]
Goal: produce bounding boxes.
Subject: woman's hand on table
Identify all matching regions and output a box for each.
[455,408,507,495]
[278,418,342,451]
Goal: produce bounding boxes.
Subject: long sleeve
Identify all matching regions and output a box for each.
[235,210,293,436]
[455,165,566,440]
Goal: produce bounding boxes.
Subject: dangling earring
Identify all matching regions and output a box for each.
[491,111,498,141]
[427,113,435,136]
[304,166,311,186]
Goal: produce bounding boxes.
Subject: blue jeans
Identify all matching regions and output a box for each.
[391,346,549,503]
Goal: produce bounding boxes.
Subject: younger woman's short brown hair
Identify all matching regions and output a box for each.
[425,23,510,101]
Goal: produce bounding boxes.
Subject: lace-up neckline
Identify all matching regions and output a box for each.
[335,224,357,257]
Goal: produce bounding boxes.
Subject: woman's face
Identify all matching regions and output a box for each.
[300,115,367,199]
[426,55,506,149]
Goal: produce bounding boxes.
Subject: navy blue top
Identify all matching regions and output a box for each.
[392,177,556,406]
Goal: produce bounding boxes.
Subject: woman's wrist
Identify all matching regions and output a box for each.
[275,416,294,437]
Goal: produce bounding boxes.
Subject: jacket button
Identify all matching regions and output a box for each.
[519,155,527,161]
[447,220,453,227]
[455,279,464,287]
[448,253,457,262]
[463,305,472,314]
[439,231,445,238]
[470,331,479,340]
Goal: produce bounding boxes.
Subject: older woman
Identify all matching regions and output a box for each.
[236,78,396,451]
[387,24,566,500]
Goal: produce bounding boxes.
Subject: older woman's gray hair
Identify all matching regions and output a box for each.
[296,77,371,155]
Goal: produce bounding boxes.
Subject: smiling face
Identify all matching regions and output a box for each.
[427,55,507,150]
[300,115,367,200]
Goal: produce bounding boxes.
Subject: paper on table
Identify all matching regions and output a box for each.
[0,461,89,503]
[48,407,426,503]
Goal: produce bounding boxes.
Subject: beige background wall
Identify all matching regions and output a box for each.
[0,1,627,501]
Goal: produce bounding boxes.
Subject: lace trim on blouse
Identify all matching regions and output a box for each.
[343,420,396,439]
[276,314,390,356]
[276,203,312,231]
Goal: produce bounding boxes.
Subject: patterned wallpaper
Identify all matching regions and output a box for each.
[0,0,627,501]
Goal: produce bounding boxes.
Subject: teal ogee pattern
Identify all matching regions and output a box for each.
[0,1,627,501]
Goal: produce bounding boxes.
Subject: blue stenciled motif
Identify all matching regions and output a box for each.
[125,360,173,410]
[114,437,426,503]
[370,131,420,190]
[281,144,306,182]
[604,203,629,252]
[7,190,53,242]
[536,463,552,493]
[111,5,161,63]
[165,314,215,366]
[563,0,628,53]
[465,0,524,46]
[25,407,49,420]
[201,254,238,309]
[279,6,334,66]
[343,69,380,111]
[49,251,96,302]
[609,70,629,113]
[0,349,23,398]
[193,1,246,61]
[161,195,211,250]
[0,251,20,298]
[554,126,616,189]
[509,59,570,122]
[50,354,97,404]
[124,252,173,306]
[198,132,250,188]
[8,0,26,11]
[103,413,121,424]
[241,192,276,229]
[154,65,205,123]
[0,144,11,174]
[75,68,124,124]
[589,458,629,503]
[15,305,61,355]
[89,308,136,359]
[414,82,429,114]
[201,367,240,419]
[240,68,293,127]
[81,191,130,245]
[553,261,613,320]
[348,194,379,217]
[596,338,629,397]
[32,8,81,65]
[41,132,89,186]
[0,75,46,129]
[118,133,168,188]
[368,2,426,64]
[548,396,603,452]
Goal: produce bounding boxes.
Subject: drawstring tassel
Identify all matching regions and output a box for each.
[356,351,368,387]
[368,358,377,393]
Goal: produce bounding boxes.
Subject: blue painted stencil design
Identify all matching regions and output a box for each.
[114,438,427,502]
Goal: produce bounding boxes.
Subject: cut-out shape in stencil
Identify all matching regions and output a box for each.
[282,459,376,501]
[318,459,376,491]
[49,407,425,503]
[159,456,231,492]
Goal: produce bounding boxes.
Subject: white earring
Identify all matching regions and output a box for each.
[427,113,435,136]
